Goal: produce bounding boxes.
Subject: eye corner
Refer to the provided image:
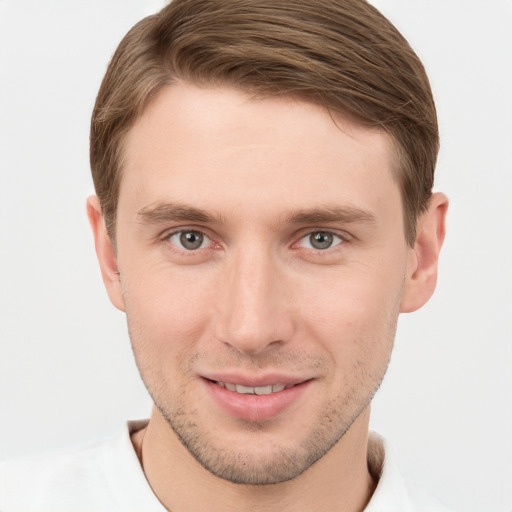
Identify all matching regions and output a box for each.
[162,227,225,255]
[296,230,345,251]
[156,228,204,252]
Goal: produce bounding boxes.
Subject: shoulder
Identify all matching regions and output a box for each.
[365,432,453,512]
[0,420,162,512]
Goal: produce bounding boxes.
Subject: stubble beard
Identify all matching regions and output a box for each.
[132,346,392,486]
[154,385,380,485]
[125,290,400,486]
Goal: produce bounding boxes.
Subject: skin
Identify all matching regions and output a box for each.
[88,82,447,512]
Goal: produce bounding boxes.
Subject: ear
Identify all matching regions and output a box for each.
[401,192,448,313]
[86,195,125,312]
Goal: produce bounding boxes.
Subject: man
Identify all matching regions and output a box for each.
[0,0,450,510]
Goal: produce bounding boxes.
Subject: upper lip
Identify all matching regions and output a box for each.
[201,373,311,388]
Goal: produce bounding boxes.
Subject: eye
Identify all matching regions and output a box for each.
[299,231,343,250]
[168,230,210,251]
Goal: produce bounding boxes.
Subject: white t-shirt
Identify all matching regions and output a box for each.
[0,420,451,512]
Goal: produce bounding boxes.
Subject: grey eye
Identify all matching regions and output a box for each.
[309,232,333,249]
[299,231,342,250]
[170,230,207,250]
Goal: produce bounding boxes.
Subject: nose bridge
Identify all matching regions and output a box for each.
[214,244,292,354]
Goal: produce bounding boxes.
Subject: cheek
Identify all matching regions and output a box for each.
[121,265,216,361]
[122,272,215,402]
[296,260,404,363]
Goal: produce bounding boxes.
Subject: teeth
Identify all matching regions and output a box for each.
[235,384,255,394]
[255,385,272,395]
[216,381,290,395]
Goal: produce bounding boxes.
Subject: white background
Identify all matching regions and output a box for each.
[0,2,511,511]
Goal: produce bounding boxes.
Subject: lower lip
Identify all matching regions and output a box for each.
[203,379,311,422]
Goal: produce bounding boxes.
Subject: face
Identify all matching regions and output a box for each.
[103,83,415,484]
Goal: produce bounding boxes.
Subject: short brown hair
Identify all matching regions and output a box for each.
[90,0,438,246]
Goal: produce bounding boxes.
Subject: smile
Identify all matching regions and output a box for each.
[215,382,293,395]
[205,377,312,421]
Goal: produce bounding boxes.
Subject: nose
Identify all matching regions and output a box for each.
[213,247,294,355]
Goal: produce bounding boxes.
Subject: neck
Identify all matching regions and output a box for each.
[132,406,376,512]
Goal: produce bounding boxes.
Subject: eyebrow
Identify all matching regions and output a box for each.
[136,202,224,225]
[136,202,377,227]
[284,206,377,225]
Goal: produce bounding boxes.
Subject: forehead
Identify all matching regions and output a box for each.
[120,82,400,222]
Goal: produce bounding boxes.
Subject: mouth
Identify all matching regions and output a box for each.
[213,381,295,395]
[200,369,314,421]
[203,376,311,421]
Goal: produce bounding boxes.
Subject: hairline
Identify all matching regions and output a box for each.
[107,79,414,247]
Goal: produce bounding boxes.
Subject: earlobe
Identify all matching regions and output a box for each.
[86,195,126,312]
[401,192,448,313]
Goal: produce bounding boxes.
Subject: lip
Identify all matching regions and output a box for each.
[202,375,312,422]
[202,372,308,388]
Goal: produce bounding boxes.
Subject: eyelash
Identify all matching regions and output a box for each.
[162,228,346,253]
[296,231,344,251]
[164,229,215,253]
